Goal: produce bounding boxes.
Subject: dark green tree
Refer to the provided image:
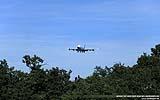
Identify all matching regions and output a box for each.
[22,55,44,70]
[0,44,160,100]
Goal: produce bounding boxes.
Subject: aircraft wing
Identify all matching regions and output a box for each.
[69,48,77,51]
[85,49,94,51]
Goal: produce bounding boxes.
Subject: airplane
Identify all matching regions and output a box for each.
[69,45,95,53]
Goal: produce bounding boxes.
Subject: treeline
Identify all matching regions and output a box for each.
[0,44,160,100]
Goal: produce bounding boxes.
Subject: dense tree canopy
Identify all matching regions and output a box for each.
[0,44,160,100]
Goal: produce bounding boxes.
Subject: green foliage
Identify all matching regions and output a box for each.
[0,44,160,100]
[22,55,44,70]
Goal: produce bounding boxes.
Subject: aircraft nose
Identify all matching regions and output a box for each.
[77,45,81,47]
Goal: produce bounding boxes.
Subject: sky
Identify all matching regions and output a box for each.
[0,0,160,78]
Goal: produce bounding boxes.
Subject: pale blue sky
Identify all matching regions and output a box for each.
[0,0,160,78]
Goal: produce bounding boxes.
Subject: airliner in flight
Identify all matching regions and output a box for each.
[69,45,95,53]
